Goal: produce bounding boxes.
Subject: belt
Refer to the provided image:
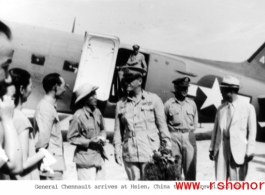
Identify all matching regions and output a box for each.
[126,129,157,138]
[169,129,191,133]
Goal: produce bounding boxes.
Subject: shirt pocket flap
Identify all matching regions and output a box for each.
[96,117,101,127]
[118,108,126,115]
[80,125,87,136]
[147,132,160,151]
[186,109,194,116]
[141,105,154,111]
[147,132,159,142]
[169,108,179,116]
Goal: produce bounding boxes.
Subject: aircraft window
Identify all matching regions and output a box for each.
[108,48,149,103]
[63,60,79,73]
[31,54,45,66]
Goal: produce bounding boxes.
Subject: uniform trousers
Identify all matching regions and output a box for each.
[215,136,248,181]
[170,131,197,180]
[76,162,105,180]
[123,161,147,181]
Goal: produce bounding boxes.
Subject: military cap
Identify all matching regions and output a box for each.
[172,77,190,87]
[122,66,146,79]
[132,44,140,50]
[220,76,240,88]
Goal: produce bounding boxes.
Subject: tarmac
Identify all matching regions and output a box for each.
[62,123,265,181]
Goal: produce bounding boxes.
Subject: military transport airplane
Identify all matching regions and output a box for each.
[5,21,265,141]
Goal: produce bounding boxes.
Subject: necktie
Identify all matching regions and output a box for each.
[226,103,232,131]
[225,103,232,137]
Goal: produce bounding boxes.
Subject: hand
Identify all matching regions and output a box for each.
[90,137,99,143]
[161,139,172,151]
[40,163,54,174]
[97,136,106,143]
[0,95,15,122]
[209,151,215,161]
[39,148,57,166]
[165,142,172,151]
[115,154,122,166]
[245,154,254,162]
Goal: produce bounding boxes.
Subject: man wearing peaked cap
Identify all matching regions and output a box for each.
[164,76,198,180]
[67,83,107,180]
[113,65,171,181]
[126,44,147,71]
[132,44,140,50]
[172,77,191,87]
[122,66,146,79]
[209,76,256,181]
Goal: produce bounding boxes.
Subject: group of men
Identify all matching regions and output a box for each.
[113,46,257,181]
[0,21,257,181]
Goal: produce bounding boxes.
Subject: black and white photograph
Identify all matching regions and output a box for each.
[1,0,265,188]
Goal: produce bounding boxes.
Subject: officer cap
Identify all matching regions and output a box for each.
[132,44,140,50]
[122,66,146,79]
[172,77,190,87]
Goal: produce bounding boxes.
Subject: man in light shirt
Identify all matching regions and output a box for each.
[126,45,147,71]
[34,73,67,180]
[209,76,257,181]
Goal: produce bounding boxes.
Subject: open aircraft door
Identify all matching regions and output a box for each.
[73,32,120,101]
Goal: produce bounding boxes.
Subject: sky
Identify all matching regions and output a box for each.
[1,0,265,62]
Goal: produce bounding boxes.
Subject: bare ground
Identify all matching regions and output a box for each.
[63,140,265,181]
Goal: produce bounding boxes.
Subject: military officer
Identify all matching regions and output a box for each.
[113,66,171,180]
[164,77,198,180]
[126,45,147,71]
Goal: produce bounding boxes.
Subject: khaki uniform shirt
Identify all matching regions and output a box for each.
[34,95,66,174]
[164,97,198,132]
[113,90,171,162]
[127,53,146,70]
[67,106,106,168]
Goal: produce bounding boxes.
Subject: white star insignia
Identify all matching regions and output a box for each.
[188,78,251,111]
[199,78,223,110]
